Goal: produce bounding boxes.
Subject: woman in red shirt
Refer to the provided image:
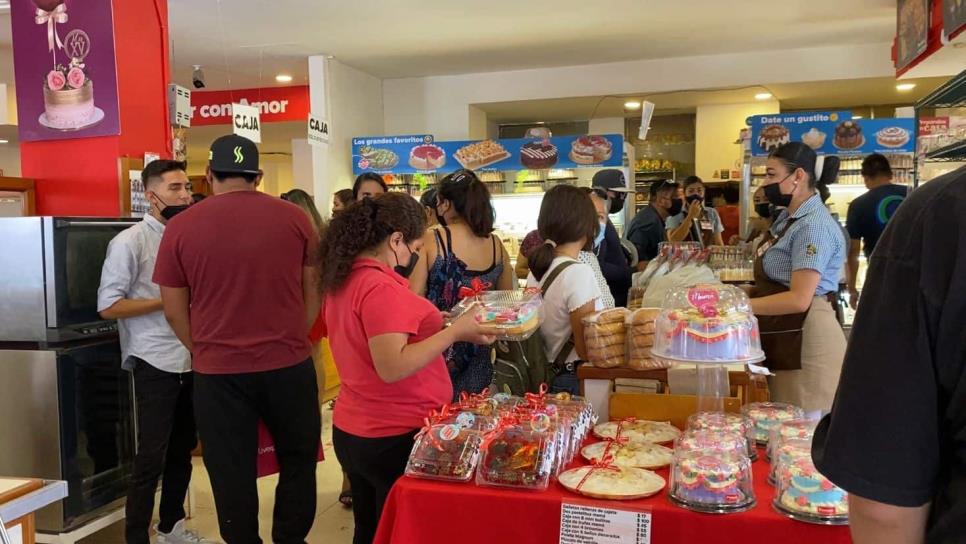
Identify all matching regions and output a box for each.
[320,193,496,544]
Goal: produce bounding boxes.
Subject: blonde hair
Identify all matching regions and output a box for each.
[282,189,324,235]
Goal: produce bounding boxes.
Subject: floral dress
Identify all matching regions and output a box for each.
[425,227,504,399]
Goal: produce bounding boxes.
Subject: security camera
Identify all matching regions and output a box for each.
[192,65,206,89]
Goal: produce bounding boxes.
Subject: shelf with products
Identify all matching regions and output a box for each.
[914,69,966,185]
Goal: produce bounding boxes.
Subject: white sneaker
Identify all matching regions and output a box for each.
[155,519,217,544]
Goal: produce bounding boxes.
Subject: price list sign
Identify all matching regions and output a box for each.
[559,502,651,544]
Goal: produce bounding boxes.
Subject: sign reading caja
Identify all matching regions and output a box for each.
[232,103,261,143]
[308,113,329,146]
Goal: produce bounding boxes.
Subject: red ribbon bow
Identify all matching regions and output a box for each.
[458,277,492,300]
[615,417,637,442]
[414,405,454,452]
[601,435,630,459]
[576,454,621,491]
[524,383,549,408]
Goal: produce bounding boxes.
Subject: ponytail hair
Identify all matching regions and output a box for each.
[815,155,840,203]
[437,169,495,237]
[319,192,426,293]
[530,184,598,281]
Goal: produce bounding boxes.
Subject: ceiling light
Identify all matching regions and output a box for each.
[754,92,773,100]
[852,115,863,120]
[0,139,9,144]
[275,74,293,83]
[896,83,916,91]
[624,101,642,110]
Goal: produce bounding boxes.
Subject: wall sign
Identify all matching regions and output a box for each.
[896,0,930,70]
[352,134,624,175]
[945,0,966,39]
[748,111,916,157]
[11,0,121,142]
[232,103,261,143]
[559,502,651,544]
[190,85,310,126]
[307,113,329,146]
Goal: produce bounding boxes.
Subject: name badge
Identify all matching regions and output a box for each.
[700,220,713,231]
[756,239,775,258]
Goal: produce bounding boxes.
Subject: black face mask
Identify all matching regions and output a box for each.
[152,193,189,221]
[392,241,419,278]
[764,177,794,208]
[667,198,684,217]
[608,194,625,214]
[755,203,772,219]
[685,194,704,207]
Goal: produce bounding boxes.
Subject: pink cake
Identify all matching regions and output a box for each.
[43,64,96,130]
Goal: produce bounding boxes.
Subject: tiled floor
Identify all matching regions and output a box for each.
[79,408,354,543]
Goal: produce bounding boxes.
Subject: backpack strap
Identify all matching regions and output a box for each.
[541,260,579,372]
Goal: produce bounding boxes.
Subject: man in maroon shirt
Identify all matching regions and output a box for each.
[154,135,321,543]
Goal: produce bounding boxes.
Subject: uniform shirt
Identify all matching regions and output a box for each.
[813,166,966,544]
[97,215,190,373]
[762,193,845,295]
[846,183,908,259]
[325,259,452,438]
[625,205,667,262]
[527,257,602,363]
[664,207,724,239]
[153,191,318,375]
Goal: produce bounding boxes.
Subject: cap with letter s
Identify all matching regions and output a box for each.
[208,134,261,175]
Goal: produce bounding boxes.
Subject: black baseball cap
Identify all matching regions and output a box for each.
[592,169,634,193]
[208,134,261,175]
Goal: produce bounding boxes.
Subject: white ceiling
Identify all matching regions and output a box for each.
[167,0,900,89]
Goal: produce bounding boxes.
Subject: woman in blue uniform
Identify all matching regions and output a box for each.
[750,142,846,413]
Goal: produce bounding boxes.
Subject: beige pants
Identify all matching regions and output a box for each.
[768,296,846,413]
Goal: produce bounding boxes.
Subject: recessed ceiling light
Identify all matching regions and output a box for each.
[754,92,773,100]
[896,83,916,91]
[852,115,863,120]
[624,101,642,110]
[0,139,9,144]
[275,74,293,83]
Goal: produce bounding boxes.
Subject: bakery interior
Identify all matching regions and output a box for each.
[0,0,964,542]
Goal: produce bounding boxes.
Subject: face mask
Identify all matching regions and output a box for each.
[764,175,794,208]
[391,240,419,278]
[594,221,606,248]
[608,194,625,214]
[755,203,772,218]
[667,198,683,216]
[685,194,704,207]
[151,193,189,221]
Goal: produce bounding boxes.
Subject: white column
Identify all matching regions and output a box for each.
[307,55,332,216]
[291,138,314,193]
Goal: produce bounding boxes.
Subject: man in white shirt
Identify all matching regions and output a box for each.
[97,160,210,544]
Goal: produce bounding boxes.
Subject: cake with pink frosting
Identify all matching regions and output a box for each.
[43,63,96,130]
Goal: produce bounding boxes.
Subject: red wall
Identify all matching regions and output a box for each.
[21,0,171,216]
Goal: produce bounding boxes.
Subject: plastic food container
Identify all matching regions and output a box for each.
[625,308,672,370]
[582,308,629,368]
[437,410,499,434]
[686,411,758,460]
[669,450,756,514]
[766,419,818,461]
[650,284,765,364]
[768,437,811,486]
[773,452,849,525]
[741,402,806,444]
[404,424,484,482]
[476,425,556,491]
[449,289,543,341]
[674,429,747,458]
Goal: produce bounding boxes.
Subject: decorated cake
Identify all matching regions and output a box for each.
[741,402,805,444]
[669,451,756,513]
[559,464,666,500]
[454,140,510,169]
[651,284,764,364]
[875,127,910,149]
[768,437,811,486]
[758,124,789,152]
[686,411,757,459]
[520,140,559,169]
[43,62,97,130]
[674,429,747,459]
[593,418,681,444]
[581,439,674,469]
[450,289,543,341]
[801,128,827,150]
[774,455,849,524]
[569,136,613,164]
[476,425,556,490]
[408,144,446,170]
[833,121,863,150]
[582,308,629,368]
[766,419,817,461]
[404,423,483,482]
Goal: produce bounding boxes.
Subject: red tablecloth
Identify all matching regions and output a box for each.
[374,446,852,544]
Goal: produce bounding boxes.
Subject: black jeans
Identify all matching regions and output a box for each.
[332,426,416,544]
[126,358,197,544]
[194,359,321,544]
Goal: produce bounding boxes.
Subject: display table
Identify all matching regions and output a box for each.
[374,447,851,544]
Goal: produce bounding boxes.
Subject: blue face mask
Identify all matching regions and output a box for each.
[593,221,606,248]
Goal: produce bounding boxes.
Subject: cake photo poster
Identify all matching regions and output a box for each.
[11,0,120,142]
[748,112,916,157]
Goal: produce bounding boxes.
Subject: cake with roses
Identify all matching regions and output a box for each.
[741,402,805,444]
[44,63,96,130]
[669,452,755,512]
[775,456,849,523]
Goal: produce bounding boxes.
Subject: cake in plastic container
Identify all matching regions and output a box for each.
[741,402,806,444]
[449,289,543,341]
[674,429,747,459]
[476,424,556,491]
[651,284,764,364]
[766,419,818,461]
[773,453,849,525]
[404,424,484,482]
[669,450,756,514]
[686,411,757,460]
[768,437,811,486]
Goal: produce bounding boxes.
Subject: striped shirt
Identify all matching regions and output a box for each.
[763,193,845,295]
